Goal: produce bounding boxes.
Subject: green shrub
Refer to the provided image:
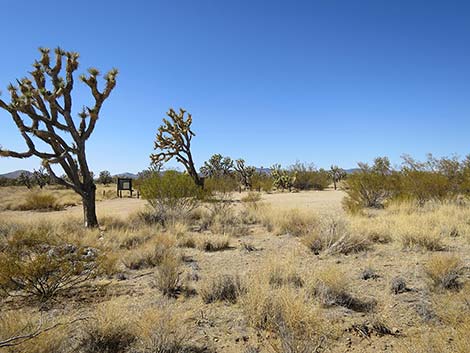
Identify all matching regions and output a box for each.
[140,170,204,224]
[0,234,102,302]
[18,192,63,211]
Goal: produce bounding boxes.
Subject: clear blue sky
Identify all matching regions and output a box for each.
[1,0,469,174]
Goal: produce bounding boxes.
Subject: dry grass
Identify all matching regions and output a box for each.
[154,251,183,297]
[199,274,245,303]
[424,253,464,290]
[196,234,231,251]
[301,216,371,255]
[0,311,69,353]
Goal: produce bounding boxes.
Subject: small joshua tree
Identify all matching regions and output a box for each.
[151,108,203,187]
[0,47,118,227]
[234,159,256,190]
[329,165,346,190]
[200,154,234,178]
[271,164,296,191]
[17,172,33,189]
[32,166,50,189]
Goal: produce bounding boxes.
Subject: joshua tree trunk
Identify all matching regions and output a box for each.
[82,181,98,228]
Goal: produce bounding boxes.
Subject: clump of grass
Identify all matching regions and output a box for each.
[122,235,175,270]
[302,217,370,255]
[197,235,230,252]
[399,227,445,251]
[276,209,319,237]
[267,259,304,288]
[14,192,63,211]
[242,279,334,353]
[154,252,182,297]
[0,311,68,353]
[137,307,189,353]
[311,266,375,312]
[199,274,245,304]
[424,254,463,290]
[79,300,137,353]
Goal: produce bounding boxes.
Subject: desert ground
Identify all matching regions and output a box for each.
[1,187,469,353]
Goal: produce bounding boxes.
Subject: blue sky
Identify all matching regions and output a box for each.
[0,0,469,174]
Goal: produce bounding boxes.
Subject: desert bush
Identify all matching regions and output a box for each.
[242,281,332,353]
[79,300,137,353]
[289,162,331,191]
[0,311,69,353]
[136,307,189,353]
[311,266,375,311]
[268,263,304,289]
[140,170,205,225]
[276,209,319,237]
[122,235,176,270]
[15,191,63,211]
[398,226,445,251]
[271,164,295,191]
[204,175,238,194]
[251,172,273,192]
[0,230,103,302]
[196,235,230,251]
[154,252,182,297]
[302,217,370,255]
[390,277,408,294]
[424,254,463,290]
[199,274,245,303]
[241,191,262,206]
[398,170,451,206]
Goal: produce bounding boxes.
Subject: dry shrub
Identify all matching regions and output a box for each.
[196,235,230,252]
[0,311,68,353]
[302,217,370,255]
[177,234,196,248]
[266,258,304,289]
[154,251,182,297]
[276,209,319,237]
[136,307,189,353]
[79,300,137,353]
[424,253,463,290]
[399,225,445,251]
[201,203,250,237]
[242,279,333,353]
[7,191,63,211]
[241,192,262,208]
[122,235,176,270]
[311,266,375,312]
[199,274,245,304]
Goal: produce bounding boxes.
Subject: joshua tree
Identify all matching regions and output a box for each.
[18,172,33,189]
[234,159,256,190]
[151,108,203,187]
[32,166,50,189]
[97,170,113,185]
[329,165,346,190]
[0,47,118,227]
[200,154,234,178]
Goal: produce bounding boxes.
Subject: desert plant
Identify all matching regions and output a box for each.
[32,167,50,189]
[17,191,62,211]
[200,153,233,178]
[0,230,103,301]
[79,300,137,353]
[154,252,182,297]
[17,172,33,189]
[140,170,204,225]
[276,209,319,237]
[234,159,256,189]
[199,274,245,303]
[197,235,230,251]
[151,108,204,187]
[329,165,346,190]
[0,47,118,227]
[97,170,113,185]
[424,254,463,290]
[271,164,295,191]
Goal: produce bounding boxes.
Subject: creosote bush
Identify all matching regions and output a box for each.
[0,229,103,302]
[140,170,205,225]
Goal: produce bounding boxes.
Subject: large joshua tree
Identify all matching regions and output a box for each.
[0,47,118,227]
[151,108,204,187]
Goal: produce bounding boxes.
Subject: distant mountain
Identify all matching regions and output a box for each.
[113,172,138,179]
[345,168,360,174]
[0,170,32,179]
